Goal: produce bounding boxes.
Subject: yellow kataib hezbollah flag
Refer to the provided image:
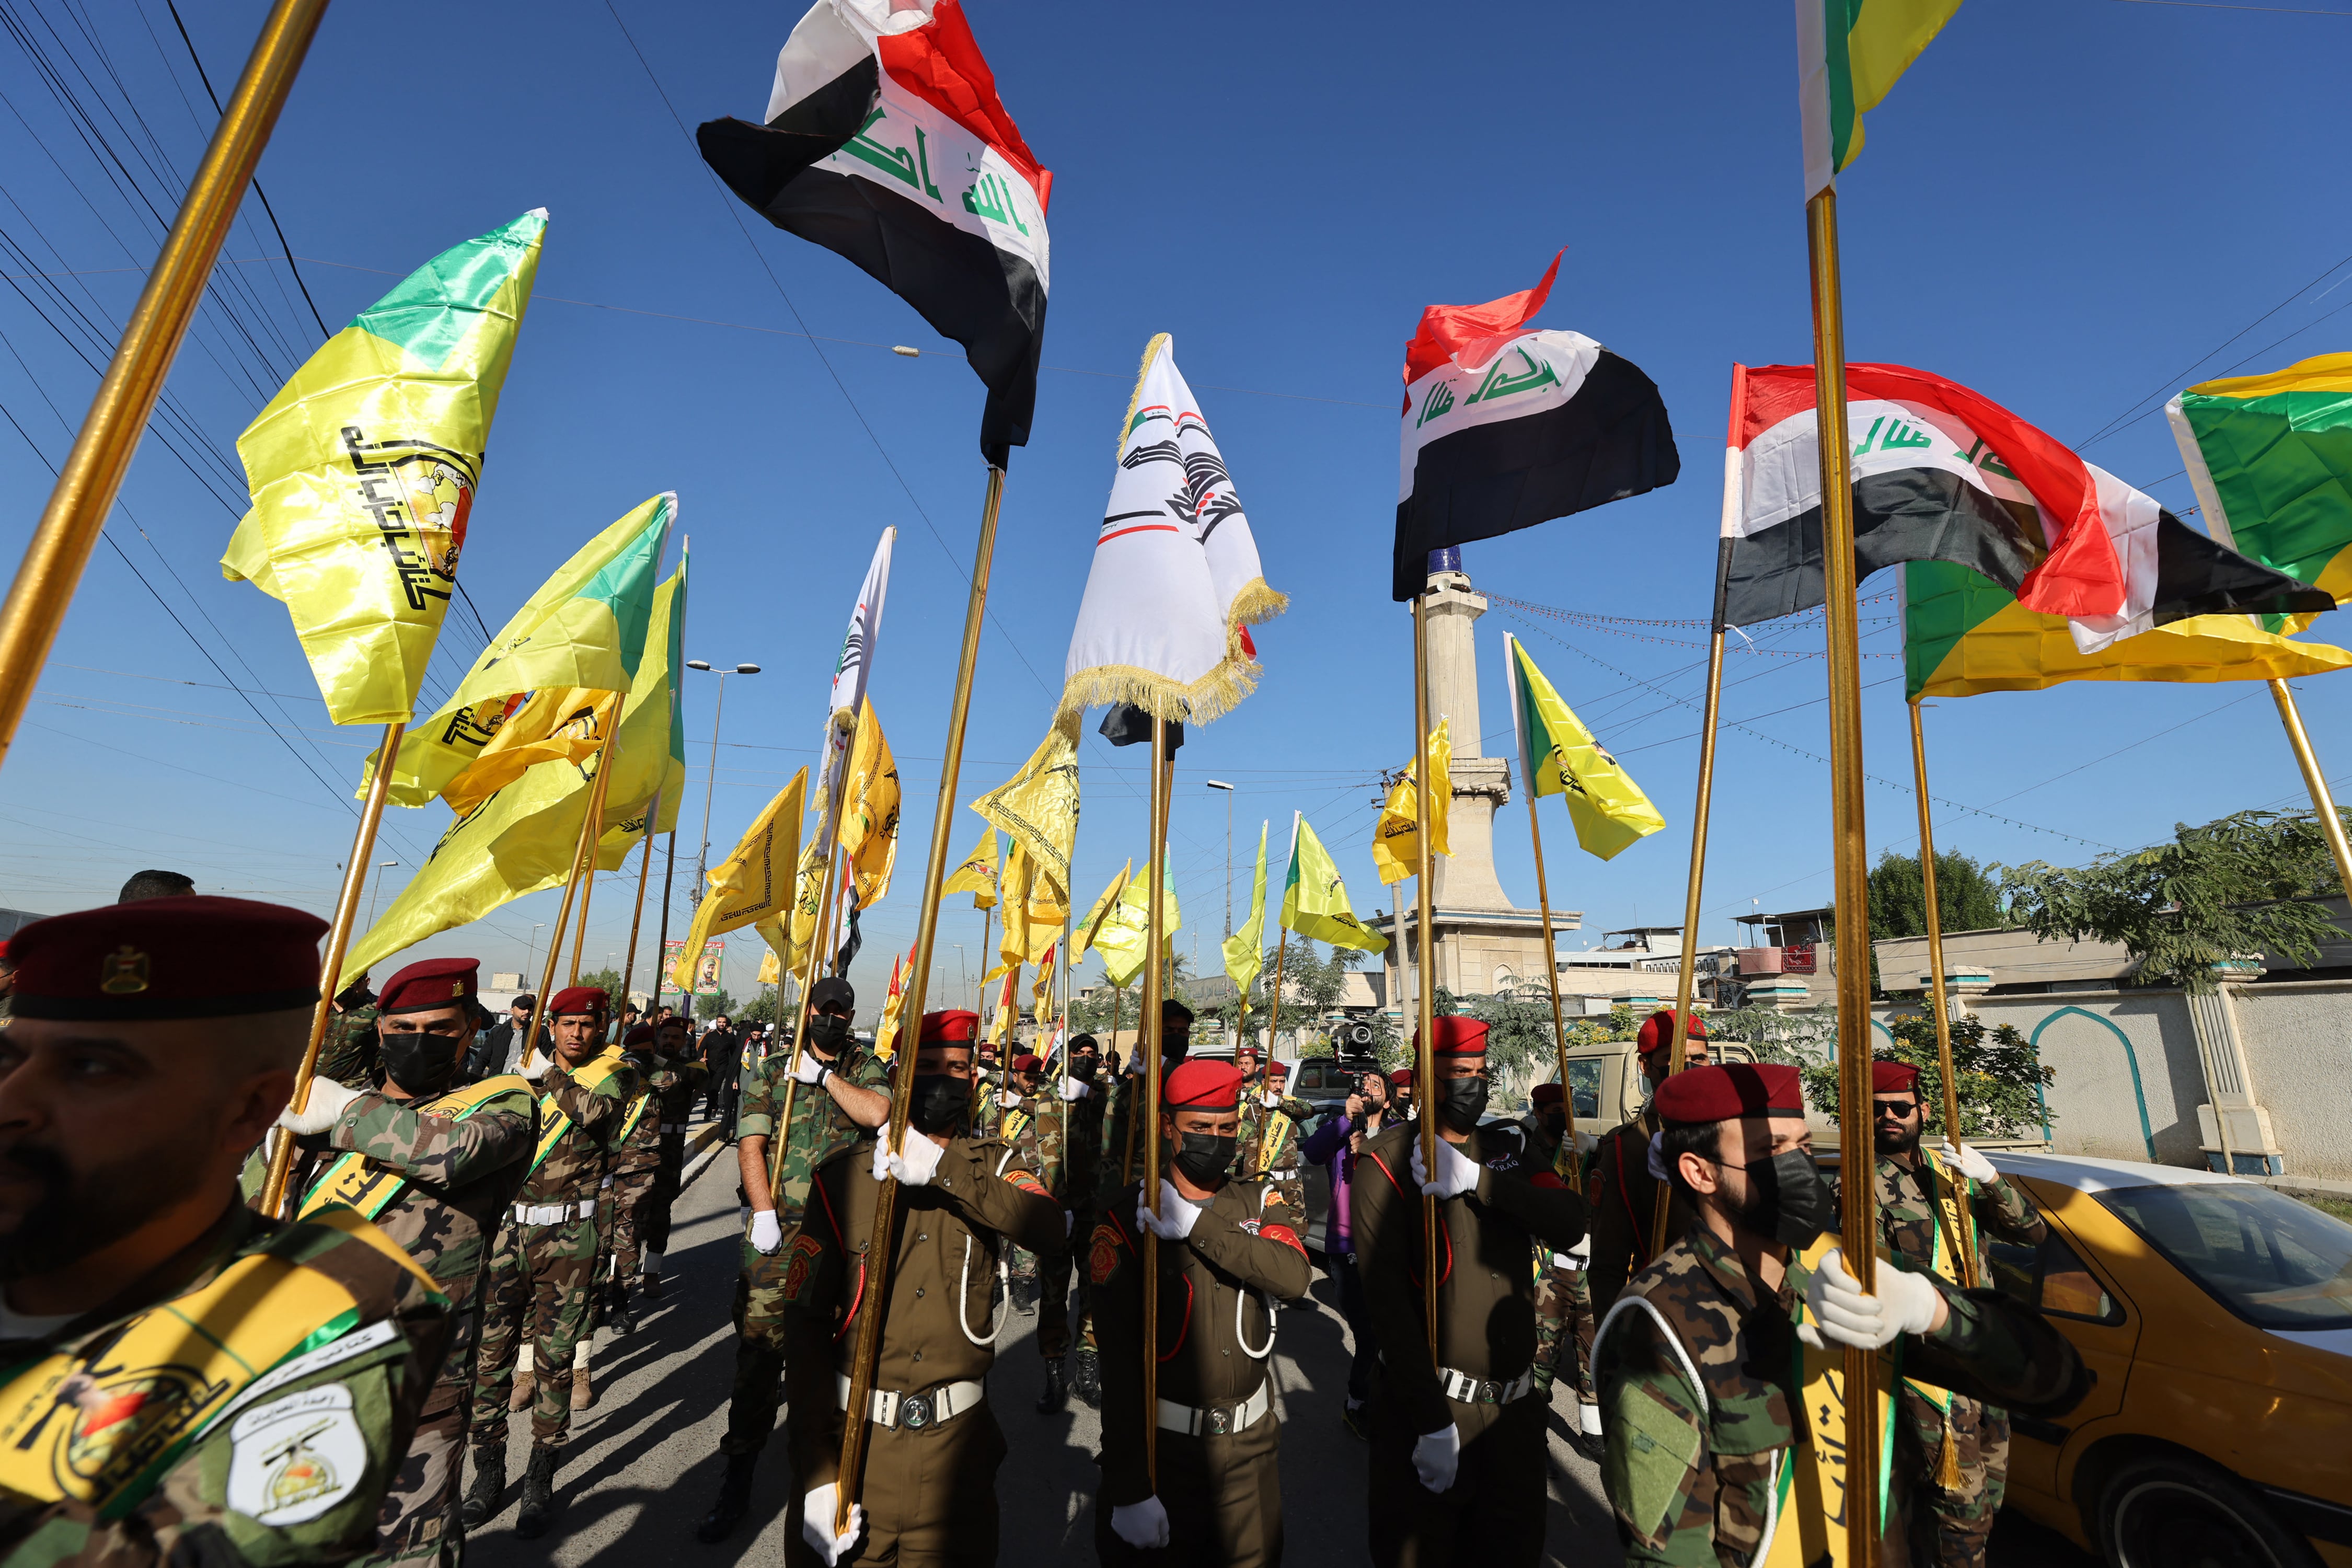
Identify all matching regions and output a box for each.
[997,843,1068,972]
[837,698,900,910]
[1221,822,1269,999]
[1094,863,1180,990]
[758,945,780,986]
[1032,944,1056,1029]
[669,771,808,991]
[1072,861,1131,960]
[942,825,1000,910]
[971,716,1080,915]
[440,687,614,817]
[1373,719,1452,885]
[223,211,546,726]
[595,551,690,867]
[1505,633,1665,862]
[1283,814,1387,954]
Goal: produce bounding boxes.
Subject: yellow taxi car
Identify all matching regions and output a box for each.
[1982,1151,2352,1567]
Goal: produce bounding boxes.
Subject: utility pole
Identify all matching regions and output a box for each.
[685,659,762,892]
[1206,779,1235,939]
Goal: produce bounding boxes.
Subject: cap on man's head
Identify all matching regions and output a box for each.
[1653,1062,1804,1127]
[810,976,856,1014]
[1531,1082,1565,1108]
[1012,1053,1045,1074]
[1872,1059,1921,1096]
[623,1023,657,1047]
[513,994,536,1011]
[1235,1042,1260,1058]
[1387,1067,1415,1089]
[1164,1058,1242,1112]
[1413,1016,1489,1056]
[547,986,607,1018]
[1264,1060,1289,1083]
[1161,997,1195,1026]
[378,957,478,1016]
[1069,1033,1099,1053]
[920,1009,979,1046]
[8,896,327,1020]
[1637,1009,1708,1058]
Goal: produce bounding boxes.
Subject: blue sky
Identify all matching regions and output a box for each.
[7,0,2352,1016]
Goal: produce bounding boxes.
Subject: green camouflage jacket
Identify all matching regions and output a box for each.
[1236,1094,1311,1180]
[737,1045,889,1224]
[1093,1070,1152,1210]
[516,1055,639,1206]
[1595,1223,2087,1566]
[0,1202,450,1568]
[315,1004,379,1091]
[1001,1088,1104,1207]
[1871,1152,2046,1286]
[650,1051,709,1132]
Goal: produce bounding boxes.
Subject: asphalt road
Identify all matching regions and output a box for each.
[463,1126,2098,1567]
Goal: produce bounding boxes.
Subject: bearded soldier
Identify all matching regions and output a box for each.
[1354,1016,1588,1567]
[1522,1081,1601,1459]
[0,897,452,1566]
[780,1009,1063,1566]
[1593,1062,2086,1566]
[274,956,535,1568]
[1092,1058,1311,1566]
[1235,1058,1309,1222]
[460,987,638,1539]
[695,976,885,1543]
[635,1013,709,1298]
[1864,1059,2049,1568]
[1585,1010,1710,1317]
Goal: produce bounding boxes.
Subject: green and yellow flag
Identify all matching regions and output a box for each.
[1222,821,1269,1000]
[1799,0,1962,199]
[1095,862,1180,990]
[2169,353,2352,626]
[1073,861,1131,961]
[1372,720,1451,886]
[1505,634,1666,862]
[224,210,548,725]
[942,825,1001,911]
[370,493,675,806]
[669,771,809,992]
[595,551,689,866]
[1282,813,1387,954]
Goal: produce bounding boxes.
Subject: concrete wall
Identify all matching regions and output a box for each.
[2228,981,2352,1176]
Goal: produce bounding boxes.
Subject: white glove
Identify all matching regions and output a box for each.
[1940,1140,1998,1185]
[871,1131,946,1187]
[790,1051,828,1086]
[799,1484,864,1566]
[1058,1078,1091,1102]
[1412,1423,1460,1492]
[999,1090,1023,1110]
[1411,1136,1481,1199]
[749,1209,783,1255]
[276,1077,362,1136]
[1799,1248,1945,1351]
[1135,1184,1203,1241]
[518,1056,551,1083]
[1109,1495,1170,1548]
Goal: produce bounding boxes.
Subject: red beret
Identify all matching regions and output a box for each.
[623,1023,658,1047]
[1872,1059,1921,1096]
[1654,1063,1805,1126]
[1012,1054,1045,1074]
[547,986,607,1017]
[920,1009,979,1045]
[1163,1058,1241,1111]
[1531,1082,1565,1108]
[1638,1010,1708,1056]
[378,957,478,1016]
[1264,1060,1289,1082]
[1414,1016,1488,1056]
[7,896,326,1021]
[1388,1068,1415,1088]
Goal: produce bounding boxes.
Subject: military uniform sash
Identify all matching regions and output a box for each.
[526,1053,627,1178]
[1255,1109,1288,1173]
[617,1090,653,1145]
[1894,1149,1977,1432]
[1001,1106,1031,1145]
[1759,1232,1900,1568]
[297,1076,522,1222]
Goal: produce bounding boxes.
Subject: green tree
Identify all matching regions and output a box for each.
[1705,1006,1834,1066]
[576,967,624,1006]
[1797,1012,2054,1139]
[1867,849,2009,941]
[696,987,739,1021]
[2000,808,2349,993]
[740,987,781,1025]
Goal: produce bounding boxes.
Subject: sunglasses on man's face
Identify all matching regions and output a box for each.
[1873,1097,1921,1119]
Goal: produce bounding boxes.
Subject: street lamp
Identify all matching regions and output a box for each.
[1205,780,1235,939]
[685,660,762,891]
[365,859,398,928]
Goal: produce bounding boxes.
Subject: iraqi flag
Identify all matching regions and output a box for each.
[1393,255,1679,602]
[699,0,1048,466]
[1719,362,2330,650]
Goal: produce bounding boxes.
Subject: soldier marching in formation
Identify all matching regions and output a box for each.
[636,1012,711,1297]
[1235,1056,1309,1223]
[1043,1032,1106,1409]
[1523,1080,1602,1460]
[1585,1010,1710,1317]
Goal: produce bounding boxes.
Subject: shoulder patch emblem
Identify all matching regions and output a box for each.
[1006,1168,1048,1197]
[782,1232,823,1303]
[1090,1223,1123,1286]
[225,1383,366,1527]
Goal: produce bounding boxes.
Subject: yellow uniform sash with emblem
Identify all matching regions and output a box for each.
[297,1076,524,1223]
[1899,1147,1978,1485]
[0,1209,431,1518]
[1760,1231,1900,1568]
[525,1053,628,1179]
[616,1088,652,1145]
[1256,1106,1293,1173]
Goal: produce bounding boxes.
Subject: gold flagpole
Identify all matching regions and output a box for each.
[1504,637,1580,1187]
[1410,590,1439,1359]
[836,464,1006,1531]
[0,0,329,774]
[2269,679,2352,901]
[654,827,679,1018]
[1809,186,1882,1567]
[619,786,664,1015]
[1115,983,1142,1184]
[1056,901,1074,1143]
[564,705,625,991]
[521,721,626,1068]
[259,717,405,1217]
[1907,701,1977,1289]
[768,835,849,1202]
[1140,712,1173,1483]
[1262,936,1288,1077]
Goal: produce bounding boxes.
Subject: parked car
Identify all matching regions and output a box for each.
[1976,1151,2352,1568]
[1532,1037,1759,1159]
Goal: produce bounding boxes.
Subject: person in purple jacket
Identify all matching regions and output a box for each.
[1302,1067,1397,1438]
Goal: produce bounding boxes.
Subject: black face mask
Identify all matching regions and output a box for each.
[1069,1057,1099,1083]
[1540,1112,1567,1142]
[1161,1033,1191,1067]
[1730,1148,1836,1251]
[808,1012,852,1056]
[1173,1132,1236,1188]
[381,1031,465,1094]
[1435,1074,1489,1134]
[907,1074,972,1136]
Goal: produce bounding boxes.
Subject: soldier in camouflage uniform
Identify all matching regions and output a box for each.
[1094,997,1193,1215]
[277,956,535,1568]
[0,896,454,1568]
[637,1015,710,1295]
[1594,1062,2085,1566]
[694,976,887,1543]
[592,1027,664,1344]
[1043,1033,1106,1409]
[462,987,639,1540]
[316,975,379,1091]
[1524,1081,1602,1459]
[1585,1011,1709,1318]
[996,1054,1047,1317]
[1235,1058,1310,1221]
[1864,1059,2049,1568]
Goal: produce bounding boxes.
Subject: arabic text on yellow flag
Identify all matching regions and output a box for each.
[1373,719,1452,885]
[1506,634,1666,862]
[1283,813,1388,954]
[838,698,901,910]
[997,842,1068,971]
[1073,861,1131,960]
[668,770,807,991]
[222,210,546,726]
[596,552,690,867]
[440,688,614,817]
[1094,863,1180,990]
[971,714,1080,909]
[942,824,1000,911]
[1222,821,1269,999]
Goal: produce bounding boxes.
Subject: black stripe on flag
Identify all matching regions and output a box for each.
[1391,349,1679,602]
[2147,513,2333,625]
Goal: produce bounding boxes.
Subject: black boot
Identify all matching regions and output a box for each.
[606,1282,635,1335]
[1034,1358,1067,1414]
[513,1444,558,1539]
[1071,1346,1101,1408]
[459,1444,505,1529]
[694,1450,759,1542]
